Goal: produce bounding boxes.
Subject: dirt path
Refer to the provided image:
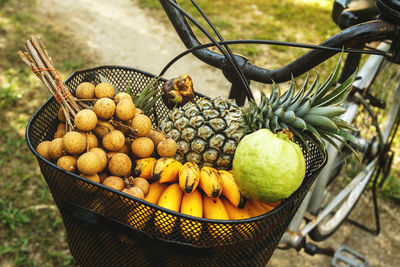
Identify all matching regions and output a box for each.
[38,0,233,99]
[37,1,400,266]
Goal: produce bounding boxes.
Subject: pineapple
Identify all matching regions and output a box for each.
[159,59,359,170]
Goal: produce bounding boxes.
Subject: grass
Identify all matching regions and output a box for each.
[0,0,95,265]
[1,0,399,266]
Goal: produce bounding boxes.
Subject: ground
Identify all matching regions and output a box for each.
[3,0,399,266]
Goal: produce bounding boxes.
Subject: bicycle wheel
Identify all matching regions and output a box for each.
[309,55,400,241]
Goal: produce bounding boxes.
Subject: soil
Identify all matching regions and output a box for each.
[37,0,400,266]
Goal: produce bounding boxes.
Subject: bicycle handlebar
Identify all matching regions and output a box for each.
[160,0,398,84]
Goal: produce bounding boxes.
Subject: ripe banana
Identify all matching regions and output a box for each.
[199,166,223,198]
[218,170,247,208]
[221,197,250,220]
[221,197,255,239]
[180,189,203,240]
[245,198,274,217]
[179,162,200,193]
[153,158,183,183]
[144,182,168,204]
[154,183,183,235]
[203,195,232,242]
[133,157,157,179]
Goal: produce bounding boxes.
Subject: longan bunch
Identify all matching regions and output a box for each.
[36,80,177,200]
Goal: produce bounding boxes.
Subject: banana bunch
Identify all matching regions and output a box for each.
[126,157,280,241]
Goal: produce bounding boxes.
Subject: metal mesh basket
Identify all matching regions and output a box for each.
[26,65,325,266]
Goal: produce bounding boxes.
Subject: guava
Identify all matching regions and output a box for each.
[232,129,306,203]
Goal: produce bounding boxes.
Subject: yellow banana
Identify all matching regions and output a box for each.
[203,195,232,242]
[218,170,247,208]
[245,198,274,218]
[179,162,200,193]
[133,157,157,179]
[180,189,203,240]
[153,157,182,183]
[199,166,223,198]
[221,197,255,239]
[144,182,169,204]
[221,197,250,220]
[127,182,168,230]
[154,183,183,235]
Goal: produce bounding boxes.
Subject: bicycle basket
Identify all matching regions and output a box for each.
[26,65,326,266]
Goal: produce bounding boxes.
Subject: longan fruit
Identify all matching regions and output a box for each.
[131,137,154,158]
[122,187,145,199]
[63,131,86,155]
[157,138,177,157]
[107,151,118,161]
[98,171,109,183]
[49,138,64,160]
[77,151,103,175]
[102,130,125,152]
[75,109,98,132]
[93,121,115,138]
[114,92,133,103]
[75,82,95,99]
[103,176,125,191]
[117,143,130,155]
[147,129,167,147]
[94,98,116,120]
[36,141,51,160]
[80,173,100,183]
[130,177,150,195]
[58,108,66,122]
[135,108,144,116]
[57,155,77,173]
[80,132,98,149]
[131,114,152,137]
[116,99,135,121]
[95,82,115,99]
[108,153,132,177]
[89,147,107,172]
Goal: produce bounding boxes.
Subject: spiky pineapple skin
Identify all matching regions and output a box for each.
[159,98,247,170]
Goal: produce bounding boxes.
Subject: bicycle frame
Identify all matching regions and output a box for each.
[281,42,400,248]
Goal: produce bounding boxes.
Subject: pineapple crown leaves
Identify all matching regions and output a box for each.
[244,55,360,158]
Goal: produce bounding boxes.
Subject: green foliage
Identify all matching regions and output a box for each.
[0,199,30,230]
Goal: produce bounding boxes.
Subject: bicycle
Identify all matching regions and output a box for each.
[159,0,400,263]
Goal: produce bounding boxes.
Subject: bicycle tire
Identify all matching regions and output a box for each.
[309,56,400,242]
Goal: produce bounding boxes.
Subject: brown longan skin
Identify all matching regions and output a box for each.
[80,173,100,183]
[58,108,66,122]
[131,137,154,158]
[77,152,103,175]
[94,121,115,138]
[95,82,115,99]
[80,132,98,149]
[122,187,145,199]
[102,130,125,152]
[103,176,125,191]
[89,147,108,172]
[75,109,98,132]
[36,141,52,160]
[130,177,150,195]
[63,131,86,155]
[131,114,152,137]
[147,129,167,146]
[57,155,77,173]
[94,98,116,120]
[157,138,177,158]
[49,138,64,160]
[116,99,135,121]
[114,92,132,103]
[75,82,95,99]
[108,153,132,177]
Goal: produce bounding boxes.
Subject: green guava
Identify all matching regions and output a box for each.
[232,129,306,203]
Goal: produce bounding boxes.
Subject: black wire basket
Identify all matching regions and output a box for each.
[26,65,326,266]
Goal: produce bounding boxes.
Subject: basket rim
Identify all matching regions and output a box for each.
[26,65,327,226]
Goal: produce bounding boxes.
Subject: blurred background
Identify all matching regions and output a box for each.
[0,0,399,266]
